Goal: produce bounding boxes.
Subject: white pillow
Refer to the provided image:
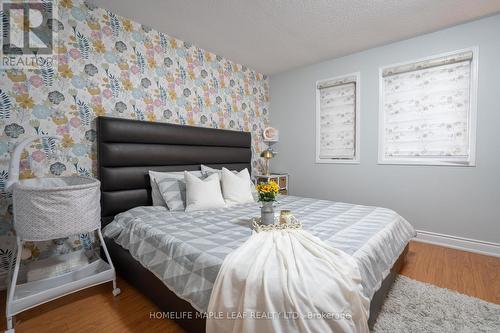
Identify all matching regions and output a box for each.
[200,164,258,200]
[184,171,226,212]
[149,170,201,207]
[221,167,255,205]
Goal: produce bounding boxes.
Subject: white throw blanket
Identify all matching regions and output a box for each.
[206,229,370,333]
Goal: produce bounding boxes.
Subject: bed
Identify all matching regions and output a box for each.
[96,116,415,332]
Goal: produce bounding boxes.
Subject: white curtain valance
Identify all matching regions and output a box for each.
[317,75,357,90]
[382,50,473,77]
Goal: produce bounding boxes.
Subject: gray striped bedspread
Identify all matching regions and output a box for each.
[103,195,416,312]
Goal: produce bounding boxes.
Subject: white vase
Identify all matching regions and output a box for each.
[260,202,275,225]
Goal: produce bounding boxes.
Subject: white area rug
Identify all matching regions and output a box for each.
[373,275,500,332]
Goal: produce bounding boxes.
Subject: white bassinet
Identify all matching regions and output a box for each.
[5,136,120,333]
[13,176,101,241]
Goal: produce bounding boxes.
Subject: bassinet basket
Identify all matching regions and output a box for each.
[13,176,101,241]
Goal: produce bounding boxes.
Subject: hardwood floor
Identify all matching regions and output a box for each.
[400,241,500,304]
[0,276,184,333]
[1,240,499,332]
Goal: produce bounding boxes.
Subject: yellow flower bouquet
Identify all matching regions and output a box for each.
[256,180,280,202]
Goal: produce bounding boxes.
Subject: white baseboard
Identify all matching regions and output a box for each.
[415,230,500,258]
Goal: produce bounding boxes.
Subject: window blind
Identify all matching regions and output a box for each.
[381,51,473,160]
[317,76,357,159]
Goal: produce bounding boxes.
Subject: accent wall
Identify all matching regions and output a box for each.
[0,0,269,284]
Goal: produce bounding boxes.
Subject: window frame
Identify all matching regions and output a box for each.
[315,72,361,164]
[378,47,479,167]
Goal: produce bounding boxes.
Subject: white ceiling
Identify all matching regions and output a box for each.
[89,0,500,75]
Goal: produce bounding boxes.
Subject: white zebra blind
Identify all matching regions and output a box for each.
[317,75,357,160]
[381,50,475,164]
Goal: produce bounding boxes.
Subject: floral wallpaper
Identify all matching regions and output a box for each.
[0,0,269,285]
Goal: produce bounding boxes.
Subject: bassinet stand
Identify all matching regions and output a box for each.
[4,136,120,333]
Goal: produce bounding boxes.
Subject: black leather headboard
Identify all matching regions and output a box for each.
[97,116,252,225]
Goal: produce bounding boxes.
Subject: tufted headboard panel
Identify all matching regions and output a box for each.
[96,116,252,225]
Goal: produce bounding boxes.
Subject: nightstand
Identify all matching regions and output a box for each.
[254,173,289,195]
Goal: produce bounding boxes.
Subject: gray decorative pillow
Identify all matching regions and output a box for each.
[200,164,223,178]
[156,175,186,211]
[148,171,168,207]
[150,170,201,209]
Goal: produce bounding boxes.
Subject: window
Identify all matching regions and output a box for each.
[316,73,360,163]
[379,48,478,166]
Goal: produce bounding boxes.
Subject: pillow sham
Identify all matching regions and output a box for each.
[150,170,201,209]
[221,167,255,205]
[184,171,226,212]
[200,164,258,201]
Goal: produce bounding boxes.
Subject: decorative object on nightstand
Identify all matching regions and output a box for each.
[255,173,289,195]
[4,136,120,333]
[261,127,279,175]
[256,180,280,225]
[263,127,279,142]
[260,150,275,176]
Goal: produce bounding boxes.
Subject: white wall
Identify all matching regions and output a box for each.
[270,14,500,246]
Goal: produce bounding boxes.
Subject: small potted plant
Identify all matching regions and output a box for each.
[256,180,280,225]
